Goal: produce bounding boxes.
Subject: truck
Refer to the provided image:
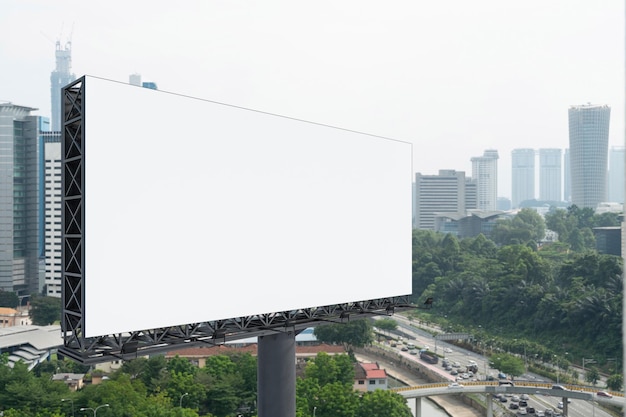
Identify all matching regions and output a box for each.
[419,349,439,364]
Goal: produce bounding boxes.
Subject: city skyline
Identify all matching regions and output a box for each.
[0,1,623,199]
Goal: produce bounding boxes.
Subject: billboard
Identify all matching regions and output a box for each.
[75,75,412,338]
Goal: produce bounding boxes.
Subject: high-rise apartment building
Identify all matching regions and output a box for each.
[539,148,562,202]
[50,41,76,132]
[0,103,48,297]
[471,149,499,211]
[568,104,610,209]
[564,149,571,202]
[414,170,467,230]
[511,148,535,208]
[608,146,625,203]
[43,132,63,297]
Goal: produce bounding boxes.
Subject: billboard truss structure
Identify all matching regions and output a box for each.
[60,77,415,365]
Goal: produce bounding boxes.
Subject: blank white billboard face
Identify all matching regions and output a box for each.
[82,76,412,337]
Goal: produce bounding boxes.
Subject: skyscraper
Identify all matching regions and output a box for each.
[0,103,47,297]
[43,132,63,297]
[568,104,610,208]
[564,149,571,202]
[414,170,467,230]
[539,148,562,202]
[471,149,499,211]
[511,148,535,208]
[50,41,76,132]
[608,146,625,203]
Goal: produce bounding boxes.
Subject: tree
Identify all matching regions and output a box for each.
[585,367,600,386]
[606,373,623,391]
[30,295,61,325]
[0,290,19,308]
[304,352,354,386]
[375,318,398,334]
[489,354,525,377]
[356,390,412,417]
[313,319,374,350]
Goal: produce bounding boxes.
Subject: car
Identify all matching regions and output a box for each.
[536,411,545,417]
[409,349,417,355]
[401,346,408,351]
[448,382,464,389]
[544,410,553,417]
[450,370,458,375]
[445,365,453,371]
[444,347,453,353]
[499,396,508,403]
[597,391,613,398]
[511,395,520,402]
[526,406,535,414]
[519,408,528,415]
[509,403,519,410]
[461,373,469,379]
[551,384,567,390]
[557,401,563,409]
[519,400,528,407]
[520,394,530,400]
[452,361,461,367]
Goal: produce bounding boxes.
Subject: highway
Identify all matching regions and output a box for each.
[374,315,622,417]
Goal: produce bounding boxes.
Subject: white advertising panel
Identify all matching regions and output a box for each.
[83,75,412,337]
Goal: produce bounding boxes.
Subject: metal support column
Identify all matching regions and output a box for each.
[257,331,296,417]
[486,395,493,417]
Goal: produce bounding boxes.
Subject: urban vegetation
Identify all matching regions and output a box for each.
[0,351,411,417]
[410,205,623,388]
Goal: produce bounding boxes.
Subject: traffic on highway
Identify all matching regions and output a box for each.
[374,315,620,417]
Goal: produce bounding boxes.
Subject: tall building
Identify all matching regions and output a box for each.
[0,103,47,297]
[43,132,63,297]
[539,148,562,202]
[50,41,76,132]
[564,149,571,202]
[511,148,535,208]
[568,104,611,209]
[608,146,625,203]
[471,149,499,211]
[414,170,467,230]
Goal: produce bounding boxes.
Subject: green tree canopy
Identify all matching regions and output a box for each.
[30,295,61,325]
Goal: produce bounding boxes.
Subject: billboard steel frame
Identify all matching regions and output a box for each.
[60,76,413,365]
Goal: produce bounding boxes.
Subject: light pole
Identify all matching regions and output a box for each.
[582,358,596,384]
[80,404,109,417]
[179,392,189,408]
[61,398,75,417]
[313,406,317,417]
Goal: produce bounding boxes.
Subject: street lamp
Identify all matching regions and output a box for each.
[80,404,109,417]
[61,398,75,417]
[179,392,189,408]
[313,406,317,417]
[582,358,596,383]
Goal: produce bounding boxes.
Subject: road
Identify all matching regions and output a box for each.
[374,315,617,417]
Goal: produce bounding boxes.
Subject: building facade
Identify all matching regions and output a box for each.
[539,148,562,202]
[568,104,611,209]
[511,148,535,208]
[0,104,47,297]
[608,146,625,204]
[43,133,62,297]
[414,170,466,230]
[471,149,499,211]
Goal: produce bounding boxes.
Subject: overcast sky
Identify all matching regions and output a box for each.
[1,1,624,198]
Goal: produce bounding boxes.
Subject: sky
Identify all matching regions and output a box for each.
[1,1,624,199]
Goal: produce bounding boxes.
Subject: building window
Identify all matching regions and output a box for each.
[358,380,364,385]
[369,380,375,385]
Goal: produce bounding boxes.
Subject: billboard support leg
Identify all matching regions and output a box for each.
[257,331,296,417]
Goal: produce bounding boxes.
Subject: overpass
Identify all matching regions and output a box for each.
[392,381,624,417]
